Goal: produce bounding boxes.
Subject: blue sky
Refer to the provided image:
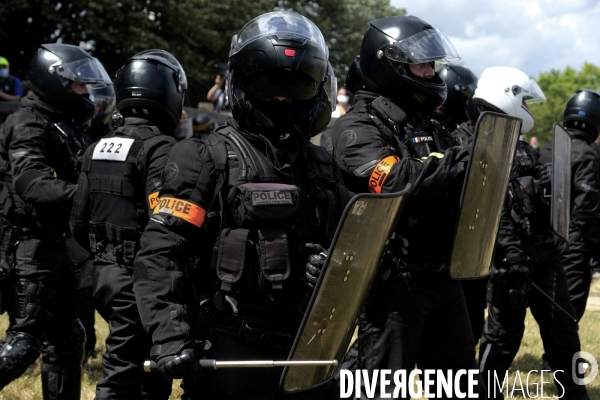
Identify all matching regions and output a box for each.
[390,0,600,78]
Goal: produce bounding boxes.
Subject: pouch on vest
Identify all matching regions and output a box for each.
[513,176,539,215]
[216,182,298,292]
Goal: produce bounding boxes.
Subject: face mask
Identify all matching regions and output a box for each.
[0,69,9,79]
[337,94,349,104]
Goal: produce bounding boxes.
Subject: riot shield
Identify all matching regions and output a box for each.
[448,112,522,279]
[281,186,410,393]
[551,123,571,247]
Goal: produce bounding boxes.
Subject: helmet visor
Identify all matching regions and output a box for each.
[89,84,116,120]
[241,69,320,102]
[132,49,188,90]
[324,63,337,111]
[230,11,328,58]
[522,79,546,103]
[55,57,112,85]
[384,28,460,64]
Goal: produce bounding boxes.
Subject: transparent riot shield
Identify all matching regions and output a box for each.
[280,186,411,393]
[449,112,522,279]
[551,123,572,247]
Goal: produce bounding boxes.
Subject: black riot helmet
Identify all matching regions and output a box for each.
[27,43,112,126]
[115,49,187,132]
[438,64,478,125]
[228,11,329,136]
[360,16,460,115]
[345,56,370,102]
[563,89,600,141]
[192,113,216,138]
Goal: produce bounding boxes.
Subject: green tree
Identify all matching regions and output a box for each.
[528,62,600,145]
[0,0,403,105]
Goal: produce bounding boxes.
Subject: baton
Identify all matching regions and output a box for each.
[527,279,577,323]
[143,359,338,373]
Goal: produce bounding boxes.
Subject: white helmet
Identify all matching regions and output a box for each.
[473,66,546,134]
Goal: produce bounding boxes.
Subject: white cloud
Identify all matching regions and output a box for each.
[390,0,600,78]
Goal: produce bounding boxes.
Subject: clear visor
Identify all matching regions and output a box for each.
[133,49,188,90]
[384,28,460,64]
[324,63,337,111]
[230,11,328,58]
[522,79,546,103]
[89,85,116,119]
[54,57,112,85]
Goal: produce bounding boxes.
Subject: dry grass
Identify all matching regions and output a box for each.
[1,279,600,399]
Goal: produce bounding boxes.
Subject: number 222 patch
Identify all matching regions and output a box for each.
[92,138,135,161]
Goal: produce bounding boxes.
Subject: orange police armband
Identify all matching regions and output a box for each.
[153,197,206,227]
[147,191,160,211]
[368,155,400,194]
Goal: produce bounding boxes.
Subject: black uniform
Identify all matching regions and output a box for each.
[0,97,86,395]
[479,140,586,399]
[331,91,486,398]
[540,128,600,321]
[70,118,174,400]
[133,122,347,399]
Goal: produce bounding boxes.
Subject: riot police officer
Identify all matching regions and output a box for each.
[73,80,117,364]
[0,43,111,398]
[70,50,182,400]
[330,16,487,397]
[540,89,600,322]
[133,11,347,399]
[475,67,588,399]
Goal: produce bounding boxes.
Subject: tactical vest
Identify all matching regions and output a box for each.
[508,141,550,237]
[203,127,349,296]
[363,96,452,159]
[82,125,161,261]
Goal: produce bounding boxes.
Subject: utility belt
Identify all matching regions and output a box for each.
[89,223,138,261]
[212,312,295,350]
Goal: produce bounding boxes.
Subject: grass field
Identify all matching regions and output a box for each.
[1,279,600,399]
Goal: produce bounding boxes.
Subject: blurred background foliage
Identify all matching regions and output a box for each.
[1,0,599,142]
[0,0,404,106]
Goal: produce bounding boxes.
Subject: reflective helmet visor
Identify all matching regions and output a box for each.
[384,28,460,64]
[132,49,188,90]
[240,69,319,102]
[55,57,112,85]
[230,11,328,59]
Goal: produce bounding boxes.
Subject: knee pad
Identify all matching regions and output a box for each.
[9,278,55,322]
[0,332,44,388]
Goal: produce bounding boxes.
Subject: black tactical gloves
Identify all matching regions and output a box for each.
[157,349,203,379]
[305,243,327,289]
